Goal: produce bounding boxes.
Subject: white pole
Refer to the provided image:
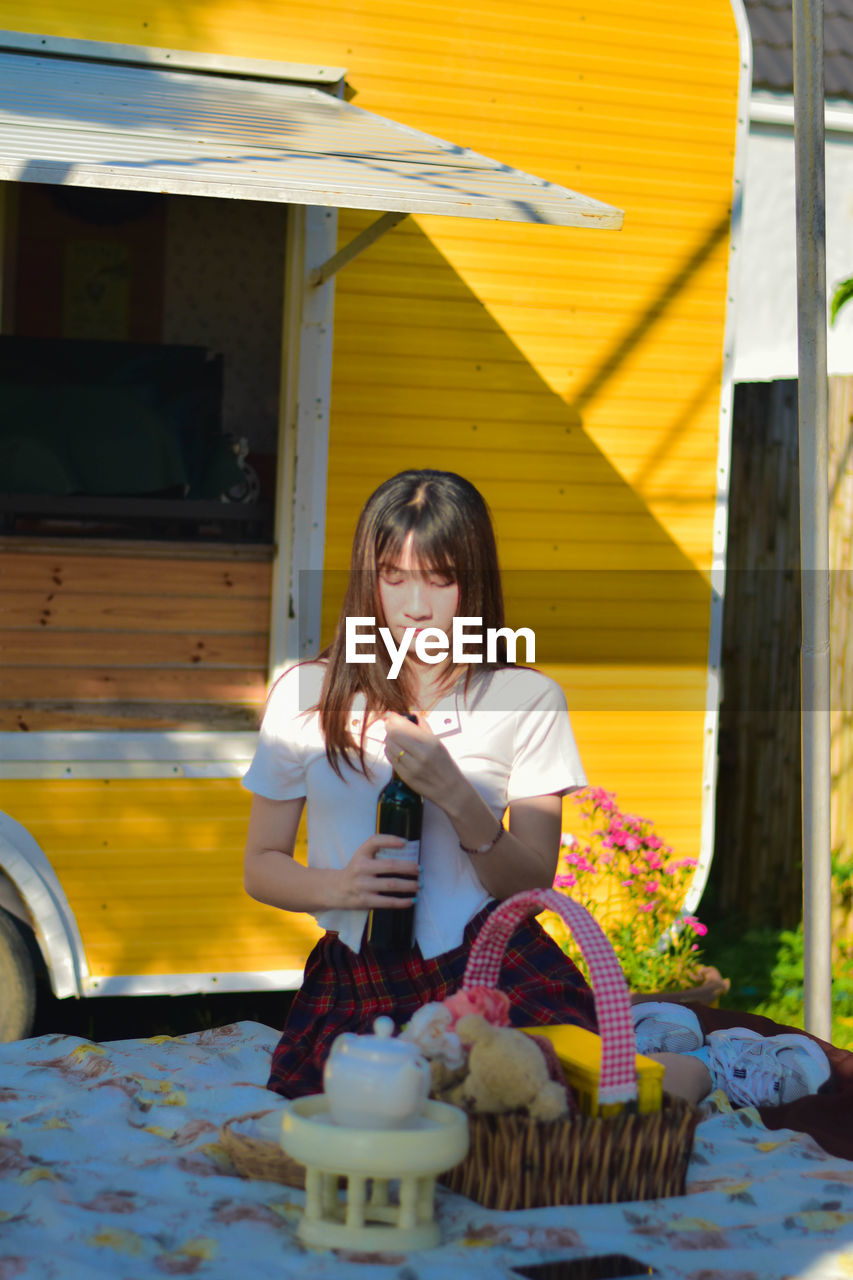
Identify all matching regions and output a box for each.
[792,0,833,1040]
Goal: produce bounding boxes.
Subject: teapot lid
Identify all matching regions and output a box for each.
[335,1016,421,1062]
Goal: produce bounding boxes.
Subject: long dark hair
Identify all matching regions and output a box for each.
[319,470,506,775]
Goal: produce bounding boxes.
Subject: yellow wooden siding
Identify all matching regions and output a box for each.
[0,778,319,976]
[0,544,272,730]
[3,1,741,883]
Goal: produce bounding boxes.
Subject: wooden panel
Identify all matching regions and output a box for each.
[0,543,272,730]
[714,380,853,929]
[828,379,853,923]
[1,591,268,633]
[0,630,268,667]
[712,382,802,927]
[0,703,262,732]
[0,550,271,598]
[1,668,267,702]
[322,415,723,460]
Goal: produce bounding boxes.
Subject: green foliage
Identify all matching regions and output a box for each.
[830,275,853,325]
[674,848,853,1047]
[833,847,853,917]
[544,787,707,993]
[713,922,853,1050]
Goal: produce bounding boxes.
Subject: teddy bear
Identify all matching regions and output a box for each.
[432,1013,571,1122]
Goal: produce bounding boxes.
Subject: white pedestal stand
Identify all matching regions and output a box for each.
[280,1097,469,1252]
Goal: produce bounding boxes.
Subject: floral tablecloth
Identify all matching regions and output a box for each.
[2,1021,853,1279]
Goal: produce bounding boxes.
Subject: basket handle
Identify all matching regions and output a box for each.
[462,887,637,1106]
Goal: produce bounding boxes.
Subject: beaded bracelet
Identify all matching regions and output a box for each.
[459,820,505,856]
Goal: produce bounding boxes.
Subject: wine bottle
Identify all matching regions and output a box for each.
[365,768,423,951]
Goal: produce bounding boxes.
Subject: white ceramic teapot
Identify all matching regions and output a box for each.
[323,1016,431,1129]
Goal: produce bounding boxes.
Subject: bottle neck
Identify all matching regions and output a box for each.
[389,770,421,798]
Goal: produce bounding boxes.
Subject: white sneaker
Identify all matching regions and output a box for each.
[707,1028,832,1107]
[631,1002,705,1055]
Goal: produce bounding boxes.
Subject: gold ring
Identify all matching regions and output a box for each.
[396,749,405,763]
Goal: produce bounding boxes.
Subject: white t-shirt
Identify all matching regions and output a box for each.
[242,662,586,959]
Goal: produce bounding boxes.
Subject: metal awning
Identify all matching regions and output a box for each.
[0,32,623,229]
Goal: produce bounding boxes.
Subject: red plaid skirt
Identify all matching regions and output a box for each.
[267,903,598,1098]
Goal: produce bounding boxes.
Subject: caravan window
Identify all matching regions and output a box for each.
[1,183,282,543]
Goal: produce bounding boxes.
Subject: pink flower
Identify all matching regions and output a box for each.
[555,872,577,889]
[588,786,611,802]
[644,880,660,895]
[584,787,618,813]
[443,985,511,1028]
[682,915,708,937]
[623,835,640,852]
[638,902,655,912]
[561,847,593,876]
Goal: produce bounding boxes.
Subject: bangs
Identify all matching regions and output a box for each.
[375,513,459,579]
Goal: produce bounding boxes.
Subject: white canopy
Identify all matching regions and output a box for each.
[0,32,623,229]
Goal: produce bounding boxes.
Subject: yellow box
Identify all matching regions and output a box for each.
[523,1024,665,1117]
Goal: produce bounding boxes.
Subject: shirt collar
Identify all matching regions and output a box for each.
[347,690,463,742]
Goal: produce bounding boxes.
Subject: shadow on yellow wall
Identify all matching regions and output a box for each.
[325,214,722,670]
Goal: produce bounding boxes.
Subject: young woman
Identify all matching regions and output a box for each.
[244,468,835,1111]
[242,469,598,1097]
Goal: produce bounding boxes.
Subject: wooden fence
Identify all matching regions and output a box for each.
[829,377,853,951]
[711,378,853,929]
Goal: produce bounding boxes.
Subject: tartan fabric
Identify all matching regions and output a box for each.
[266,901,598,1099]
[464,889,637,1104]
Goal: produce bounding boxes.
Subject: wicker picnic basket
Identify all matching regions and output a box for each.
[438,887,699,1211]
[219,1110,306,1188]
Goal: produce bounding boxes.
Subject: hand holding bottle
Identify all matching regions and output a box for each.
[382,710,464,803]
[335,834,420,910]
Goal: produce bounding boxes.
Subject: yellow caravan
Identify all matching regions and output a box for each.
[0,1,749,1038]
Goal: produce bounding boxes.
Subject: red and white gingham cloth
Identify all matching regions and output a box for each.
[463,888,637,1106]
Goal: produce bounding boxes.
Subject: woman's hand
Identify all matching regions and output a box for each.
[244,795,417,914]
[382,715,566,901]
[383,710,463,803]
[335,834,420,910]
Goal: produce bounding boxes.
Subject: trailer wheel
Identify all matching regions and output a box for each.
[0,908,36,1041]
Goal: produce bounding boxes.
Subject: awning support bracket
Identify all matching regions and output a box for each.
[309,210,409,287]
